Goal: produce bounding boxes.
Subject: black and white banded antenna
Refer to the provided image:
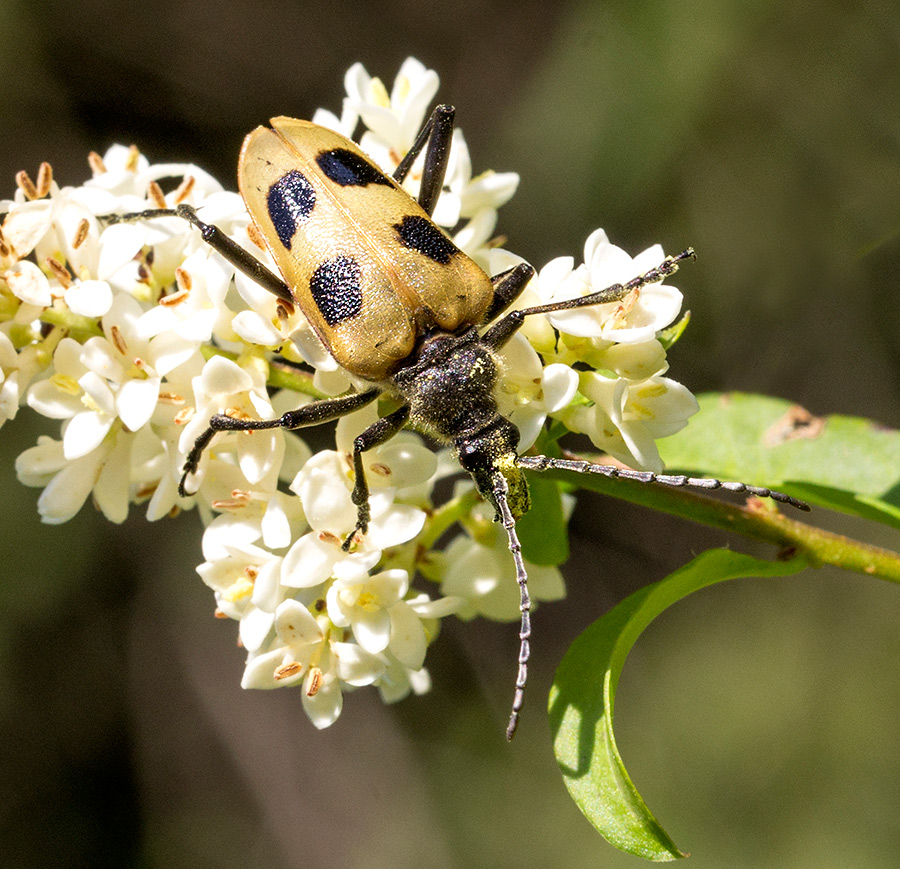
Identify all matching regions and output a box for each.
[491,472,532,741]
[516,456,811,513]
[494,454,809,739]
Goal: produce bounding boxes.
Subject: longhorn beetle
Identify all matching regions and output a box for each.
[106,105,810,739]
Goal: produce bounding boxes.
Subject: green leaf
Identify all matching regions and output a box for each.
[549,549,807,860]
[518,476,569,566]
[658,309,691,350]
[659,393,900,528]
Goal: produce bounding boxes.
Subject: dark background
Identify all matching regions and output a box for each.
[2,1,900,866]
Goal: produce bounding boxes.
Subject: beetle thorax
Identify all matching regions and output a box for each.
[391,328,507,442]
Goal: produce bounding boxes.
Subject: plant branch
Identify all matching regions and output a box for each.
[532,466,900,583]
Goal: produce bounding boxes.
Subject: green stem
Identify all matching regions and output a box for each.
[418,489,480,552]
[534,467,900,583]
[39,308,104,340]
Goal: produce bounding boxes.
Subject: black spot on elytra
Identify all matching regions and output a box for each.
[316,149,393,188]
[267,170,316,248]
[394,215,459,264]
[309,256,363,326]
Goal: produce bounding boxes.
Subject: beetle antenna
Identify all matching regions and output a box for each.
[492,473,531,741]
[516,455,811,512]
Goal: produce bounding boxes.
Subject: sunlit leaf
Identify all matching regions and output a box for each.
[518,476,568,566]
[659,393,900,528]
[549,549,807,859]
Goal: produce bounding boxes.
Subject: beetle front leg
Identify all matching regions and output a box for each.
[393,104,455,216]
[343,404,411,551]
[482,263,536,323]
[481,249,695,351]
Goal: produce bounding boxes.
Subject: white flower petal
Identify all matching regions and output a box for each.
[240,607,275,653]
[365,503,426,549]
[80,337,125,383]
[281,533,338,588]
[296,454,356,533]
[116,377,160,431]
[97,223,147,280]
[241,648,285,689]
[15,435,65,484]
[63,411,113,459]
[232,310,284,346]
[65,280,113,317]
[93,435,132,523]
[541,364,579,412]
[274,599,323,646]
[200,355,254,395]
[388,601,427,669]
[250,557,284,612]
[78,370,116,416]
[334,641,385,686]
[36,447,109,524]
[4,260,51,306]
[260,492,293,550]
[27,380,82,420]
[351,608,392,654]
[302,676,343,729]
[2,200,53,257]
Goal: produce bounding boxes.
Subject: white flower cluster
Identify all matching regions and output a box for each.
[0,58,697,729]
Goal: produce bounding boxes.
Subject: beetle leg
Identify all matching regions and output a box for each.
[481,250,695,351]
[482,263,536,323]
[393,104,456,217]
[179,388,381,496]
[102,203,294,304]
[343,404,411,551]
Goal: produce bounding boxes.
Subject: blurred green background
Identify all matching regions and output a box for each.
[1,1,899,866]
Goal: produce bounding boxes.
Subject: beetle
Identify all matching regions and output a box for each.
[106,104,809,739]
